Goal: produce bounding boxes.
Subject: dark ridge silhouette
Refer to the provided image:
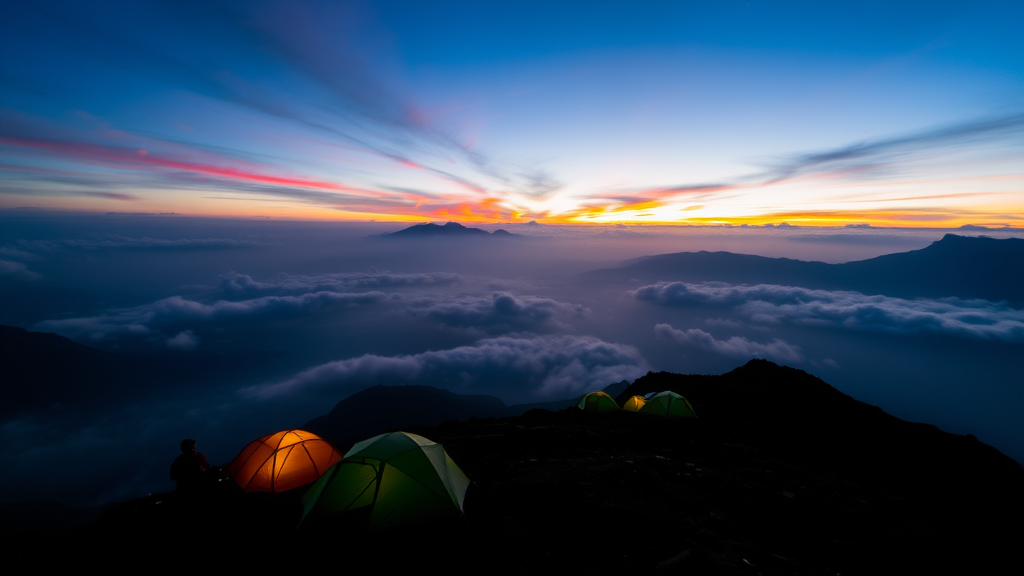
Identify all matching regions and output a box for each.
[616,359,1023,528]
[380,221,518,239]
[586,234,1024,305]
[0,325,285,418]
[304,380,633,449]
[303,385,509,450]
[0,500,104,534]
[9,359,1020,574]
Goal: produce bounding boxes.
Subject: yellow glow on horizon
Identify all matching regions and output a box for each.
[2,175,1020,228]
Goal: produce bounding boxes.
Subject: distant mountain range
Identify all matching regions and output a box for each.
[380,221,518,239]
[585,233,1024,305]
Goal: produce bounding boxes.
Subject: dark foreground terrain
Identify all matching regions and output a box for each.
[3,360,1021,575]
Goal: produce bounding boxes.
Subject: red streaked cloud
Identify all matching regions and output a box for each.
[0,135,363,193]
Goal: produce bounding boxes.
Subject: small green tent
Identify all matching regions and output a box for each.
[577,391,619,413]
[622,395,647,412]
[639,391,697,418]
[300,431,469,530]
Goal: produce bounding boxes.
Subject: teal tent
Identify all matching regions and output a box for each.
[300,431,469,530]
[639,391,697,418]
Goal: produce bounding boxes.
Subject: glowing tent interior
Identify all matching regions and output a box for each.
[639,391,697,418]
[578,391,619,413]
[300,431,470,530]
[225,429,343,493]
[622,395,647,412]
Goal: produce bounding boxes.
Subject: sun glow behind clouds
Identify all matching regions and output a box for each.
[2,118,1019,227]
[1,2,1021,227]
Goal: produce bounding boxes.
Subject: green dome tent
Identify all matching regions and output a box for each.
[639,391,697,418]
[577,391,619,413]
[300,431,469,531]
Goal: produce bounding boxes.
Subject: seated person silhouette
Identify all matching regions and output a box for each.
[170,438,211,493]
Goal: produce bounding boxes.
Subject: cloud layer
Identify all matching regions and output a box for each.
[35,291,390,343]
[11,236,267,253]
[634,282,1024,341]
[31,270,584,347]
[218,271,460,299]
[247,334,649,404]
[406,292,587,333]
[654,323,803,363]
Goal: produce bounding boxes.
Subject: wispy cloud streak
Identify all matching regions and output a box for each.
[605,113,1024,213]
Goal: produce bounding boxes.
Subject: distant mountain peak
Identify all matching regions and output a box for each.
[381,221,519,239]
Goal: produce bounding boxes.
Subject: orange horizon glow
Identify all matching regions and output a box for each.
[3,197,1021,230]
[3,133,1020,230]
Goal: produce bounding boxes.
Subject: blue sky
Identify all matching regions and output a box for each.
[1,0,1021,225]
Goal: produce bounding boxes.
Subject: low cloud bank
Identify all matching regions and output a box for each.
[407,292,586,333]
[35,291,389,343]
[634,282,1024,341]
[11,235,266,253]
[218,271,460,299]
[246,334,649,404]
[654,323,803,363]
[35,269,581,347]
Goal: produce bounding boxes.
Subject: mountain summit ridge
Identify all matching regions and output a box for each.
[587,233,1024,304]
[10,358,1020,574]
[380,221,517,239]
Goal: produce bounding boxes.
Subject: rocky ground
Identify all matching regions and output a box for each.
[3,361,1021,575]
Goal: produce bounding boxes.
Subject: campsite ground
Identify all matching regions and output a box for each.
[3,362,1022,575]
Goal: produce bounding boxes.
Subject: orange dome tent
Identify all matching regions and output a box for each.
[226,429,343,493]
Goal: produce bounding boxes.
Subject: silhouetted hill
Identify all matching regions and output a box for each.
[836,233,1024,303]
[381,221,518,239]
[305,380,634,449]
[1,325,120,417]
[617,360,1023,527]
[0,325,284,418]
[586,234,1024,304]
[304,385,509,449]
[0,500,103,534]
[5,360,1021,574]
[305,377,638,448]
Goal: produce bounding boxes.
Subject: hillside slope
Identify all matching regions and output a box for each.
[586,234,1024,304]
[5,360,1020,575]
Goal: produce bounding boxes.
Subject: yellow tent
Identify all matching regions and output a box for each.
[622,395,646,412]
[225,429,343,493]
